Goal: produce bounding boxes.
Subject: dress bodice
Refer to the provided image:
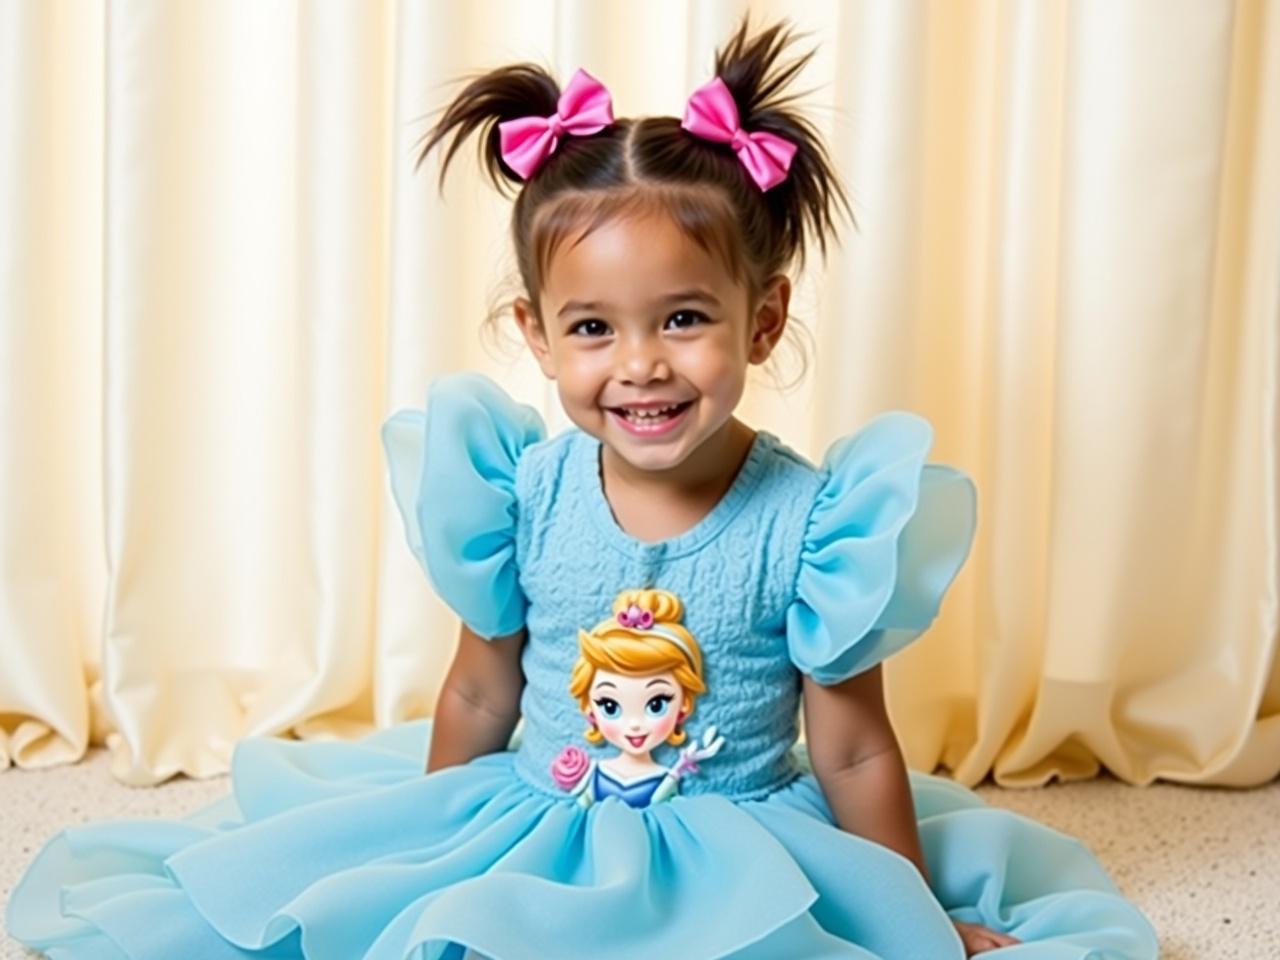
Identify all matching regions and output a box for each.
[511,427,816,800]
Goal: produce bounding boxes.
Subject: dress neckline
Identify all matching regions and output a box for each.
[577,427,774,560]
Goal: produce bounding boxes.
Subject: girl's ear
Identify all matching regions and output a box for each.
[747,274,791,365]
[514,296,557,380]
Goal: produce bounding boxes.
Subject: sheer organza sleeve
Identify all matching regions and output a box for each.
[786,412,977,685]
[380,372,546,640]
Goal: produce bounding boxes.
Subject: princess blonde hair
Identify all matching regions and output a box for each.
[569,588,707,746]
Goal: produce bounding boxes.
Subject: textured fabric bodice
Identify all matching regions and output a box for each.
[513,428,821,800]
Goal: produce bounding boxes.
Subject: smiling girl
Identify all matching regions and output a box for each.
[6,15,1159,960]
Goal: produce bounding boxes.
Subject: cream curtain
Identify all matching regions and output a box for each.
[1,0,1276,788]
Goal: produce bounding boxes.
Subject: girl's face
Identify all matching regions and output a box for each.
[588,667,687,758]
[514,209,789,480]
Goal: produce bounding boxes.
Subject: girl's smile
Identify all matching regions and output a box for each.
[607,400,694,436]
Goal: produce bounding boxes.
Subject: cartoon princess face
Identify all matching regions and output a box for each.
[553,588,725,808]
[587,666,688,763]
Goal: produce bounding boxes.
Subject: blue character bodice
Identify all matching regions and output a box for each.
[592,765,668,807]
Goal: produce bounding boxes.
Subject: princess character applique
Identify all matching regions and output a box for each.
[550,588,725,809]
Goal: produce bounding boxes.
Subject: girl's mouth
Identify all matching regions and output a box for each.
[625,734,648,748]
[608,401,693,437]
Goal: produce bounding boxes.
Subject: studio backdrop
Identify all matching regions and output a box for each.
[1,0,1277,787]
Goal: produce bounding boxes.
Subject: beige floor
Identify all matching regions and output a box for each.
[2,748,1277,959]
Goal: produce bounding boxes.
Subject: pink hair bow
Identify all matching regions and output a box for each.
[681,76,797,192]
[498,68,614,180]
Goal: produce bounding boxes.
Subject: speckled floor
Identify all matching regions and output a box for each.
[2,747,1277,958]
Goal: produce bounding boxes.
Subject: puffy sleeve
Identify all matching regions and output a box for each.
[786,411,977,685]
[380,371,547,640]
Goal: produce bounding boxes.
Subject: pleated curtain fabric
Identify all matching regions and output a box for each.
[0,0,1276,788]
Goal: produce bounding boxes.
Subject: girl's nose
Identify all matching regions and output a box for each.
[618,335,670,383]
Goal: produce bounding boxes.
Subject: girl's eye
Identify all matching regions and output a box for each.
[665,310,708,330]
[568,319,609,337]
[594,698,621,719]
[645,695,673,718]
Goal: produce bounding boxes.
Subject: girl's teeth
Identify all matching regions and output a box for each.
[623,404,681,421]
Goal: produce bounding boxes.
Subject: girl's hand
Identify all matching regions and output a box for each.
[952,919,1021,955]
[671,725,725,778]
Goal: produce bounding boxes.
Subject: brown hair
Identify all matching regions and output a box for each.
[413,14,854,389]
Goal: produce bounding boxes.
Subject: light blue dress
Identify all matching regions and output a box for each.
[6,373,1159,959]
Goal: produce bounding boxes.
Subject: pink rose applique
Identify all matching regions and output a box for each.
[550,745,590,790]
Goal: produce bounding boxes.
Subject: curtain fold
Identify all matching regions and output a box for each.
[1,0,1276,787]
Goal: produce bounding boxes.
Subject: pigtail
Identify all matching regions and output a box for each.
[710,15,855,273]
[413,63,562,197]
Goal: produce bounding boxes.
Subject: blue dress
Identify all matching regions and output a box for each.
[6,372,1159,960]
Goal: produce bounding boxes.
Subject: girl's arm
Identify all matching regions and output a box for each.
[800,664,930,882]
[802,665,1023,955]
[425,621,526,773]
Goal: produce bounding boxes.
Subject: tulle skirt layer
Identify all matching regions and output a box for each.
[6,720,1159,960]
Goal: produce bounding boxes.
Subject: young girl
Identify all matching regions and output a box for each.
[7,17,1159,960]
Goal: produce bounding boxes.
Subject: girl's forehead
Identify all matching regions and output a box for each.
[546,212,726,286]
[537,207,747,310]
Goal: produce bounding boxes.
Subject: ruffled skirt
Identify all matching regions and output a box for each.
[6,721,1159,959]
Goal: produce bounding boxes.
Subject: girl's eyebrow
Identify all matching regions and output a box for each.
[557,289,721,319]
[559,299,606,318]
[658,289,720,308]
[645,679,675,688]
[593,681,617,690]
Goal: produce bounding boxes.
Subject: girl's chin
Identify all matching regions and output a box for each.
[612,451,685,476]
[600,427,696,471]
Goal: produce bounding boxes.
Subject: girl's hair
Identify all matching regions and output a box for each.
[568,588,707,747]
[414,14,853,390]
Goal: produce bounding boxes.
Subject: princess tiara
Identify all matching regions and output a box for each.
[616,603,696,665]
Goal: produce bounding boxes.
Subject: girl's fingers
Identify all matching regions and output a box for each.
[978,934,1021,949]
[957,921,1022,955]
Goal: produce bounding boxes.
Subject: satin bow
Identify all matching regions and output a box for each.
[498,68,614,180]
[681,76,798,192]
